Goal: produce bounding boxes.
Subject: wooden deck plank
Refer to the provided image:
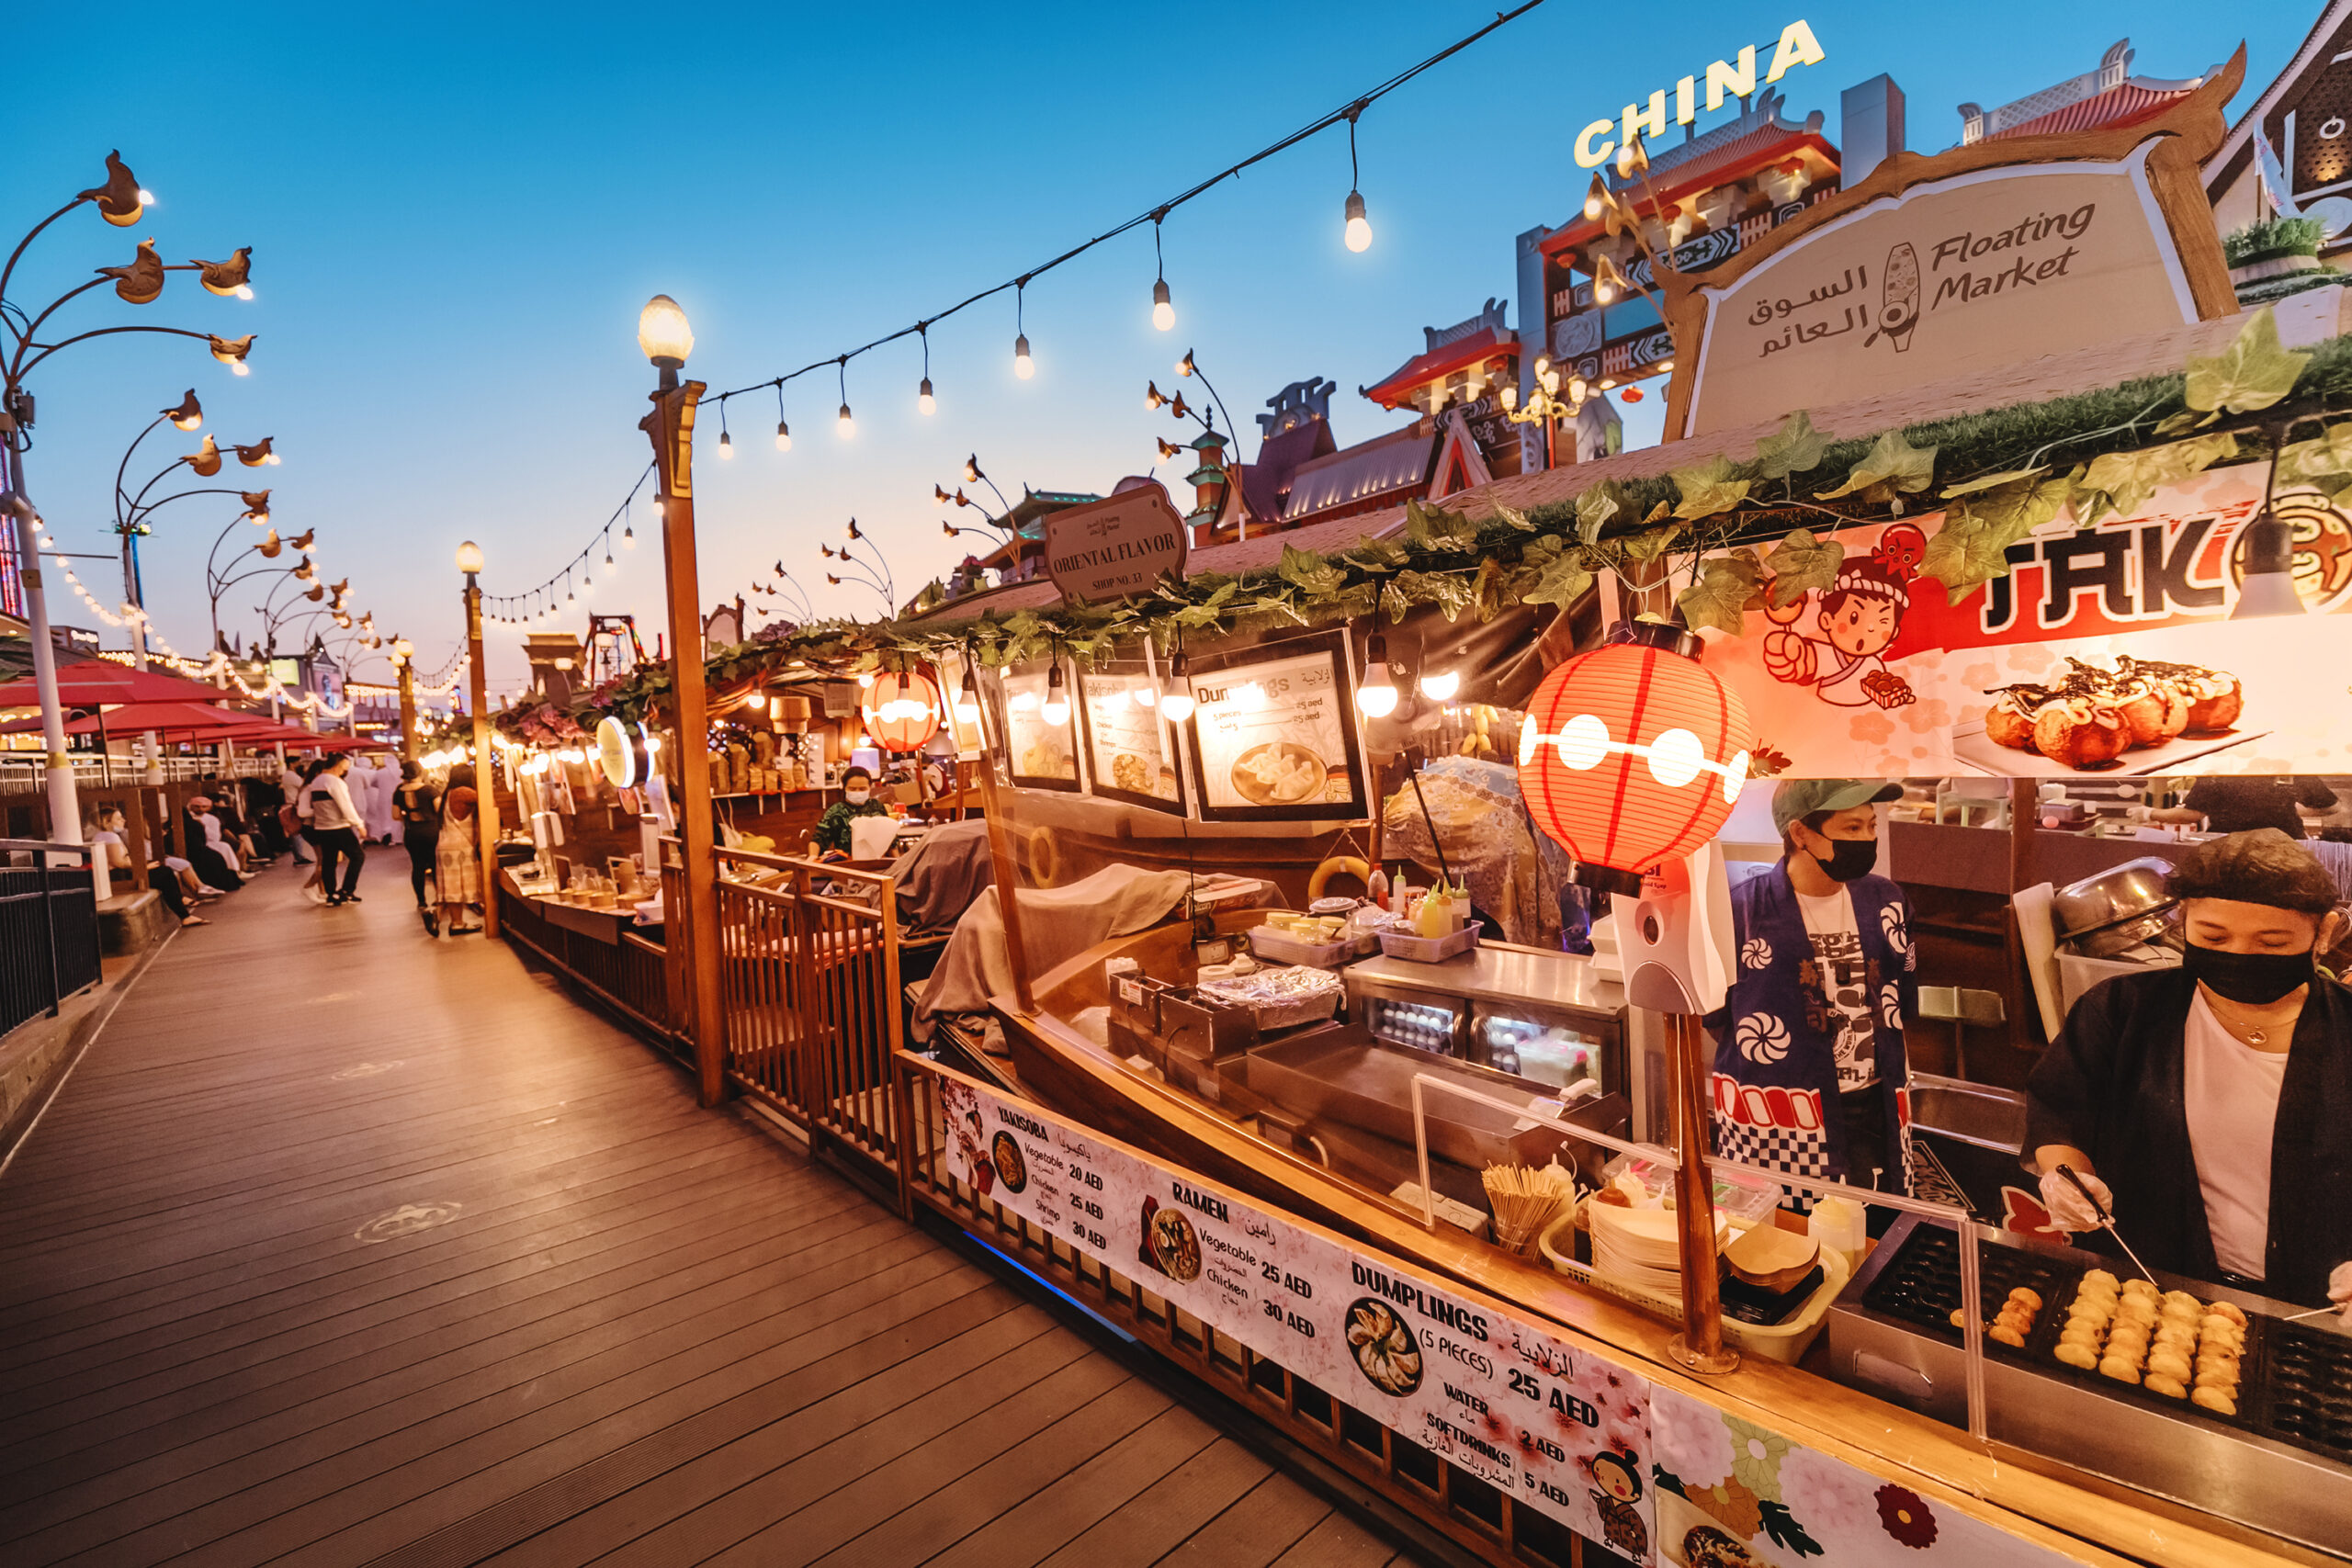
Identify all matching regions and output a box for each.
[0,863,1420,1568]
[1264,1510,1408,1568]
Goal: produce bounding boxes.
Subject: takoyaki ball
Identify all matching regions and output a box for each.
[2199,1317,2245,1348]
[2032,700,2132,769]
[2191,1385,2238,1416]
[2153,1322,2196,1348]
[1989,1325,2027,1348]
[2058,1322,2102,1344]
[1984,700,2039,752]
[2120,1278,2158,1299]
[2161,1290,2200,1314]
[2206,1302,2246,1329]
[2145,1348,2193,1383]
[1949,1308,1971,1329]
[2081,1269,2120,1290]
[2007,1287,2042,1313]
[2054,1341,2099,1370]
[2144,1372,2188,1399]
[2098,1356,2142,1384]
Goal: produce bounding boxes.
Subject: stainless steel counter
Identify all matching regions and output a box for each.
[1345,943,1624,1015]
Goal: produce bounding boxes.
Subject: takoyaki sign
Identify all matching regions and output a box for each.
[1699,463,2352,779]
[1663,63,2240,439]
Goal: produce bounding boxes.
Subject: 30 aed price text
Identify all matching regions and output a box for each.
[1069,1221,1107,1251]
[1261,1300,1316,1337]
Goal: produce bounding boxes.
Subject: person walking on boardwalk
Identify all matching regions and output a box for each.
[305,754,368,907]
[435,782,482,935]
[395,760,443,933]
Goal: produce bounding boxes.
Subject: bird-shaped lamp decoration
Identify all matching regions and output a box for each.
[820,544,837,559]
[233,436,277,466]
[329,577,349,598]
[303,583,325,602]
[256,528,282,558]
[934,484,952,506]
[963,455,983,483]
[846,518,862,540]
[1169,392,1193,423]
[1145,381,1166,411]
[193,247,253,299]
[165,389,202,431]
[79,151,145,227]
[240,489,270,523]
[97,238,165,305]
[1156,436,1183,462]
[208,334,254,375]
[825,572,842,586]
[186,434,223,477]
[287,528,315,550]
[292,556,314,581]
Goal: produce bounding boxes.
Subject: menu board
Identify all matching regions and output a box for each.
[1180,632,1368,821]
[1000,662,1081,792]
[933,1066,2113,1568]
[1076,666,1183,813]
[933,1070,1651,1551]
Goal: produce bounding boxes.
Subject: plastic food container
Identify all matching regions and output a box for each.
[1376,926,1479,962]
[1245,925,1357,969]
[1538,1209,1849,1364]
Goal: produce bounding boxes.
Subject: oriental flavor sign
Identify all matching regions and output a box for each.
[1044,485,1187,605]
[1663,60,2242,440]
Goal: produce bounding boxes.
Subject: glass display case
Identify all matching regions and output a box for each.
[1343,944,1625,1100]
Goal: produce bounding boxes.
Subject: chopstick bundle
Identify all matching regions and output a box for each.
[1483,1159,1578,1256]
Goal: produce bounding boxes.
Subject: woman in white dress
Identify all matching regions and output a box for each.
[435,784,482,936]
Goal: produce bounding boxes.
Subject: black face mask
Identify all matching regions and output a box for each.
[2181,941,2315,1006]
[1804,836,1878,883]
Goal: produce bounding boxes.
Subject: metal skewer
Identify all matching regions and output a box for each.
[2281,1303,2341,1322]
[2056,1164,2160,1287]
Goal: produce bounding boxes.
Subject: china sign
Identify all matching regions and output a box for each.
[1045,485,1187,604]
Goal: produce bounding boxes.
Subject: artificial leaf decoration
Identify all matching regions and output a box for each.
[1818,429,1938,505]
[1405,499,1479,551]
[1762,528,1845,608]
[1575,484,1621,546]
[1751,410,1826,481]
[1671,454,1752,519]
[2183,305,2307,418]
[2278,422,2352,493]
[1618,522,1686,563]
[1277,543,1348,599]
[1939,464,2048,500]
[1521,545,1596,608]
[1343,537,1409,572]
[2077,434,2236,524]
[1916,474,2065,606]
[1495,502,1537,533]
[1678,549,1764,635]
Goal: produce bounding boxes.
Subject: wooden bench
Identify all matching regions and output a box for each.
[95,890,165,956]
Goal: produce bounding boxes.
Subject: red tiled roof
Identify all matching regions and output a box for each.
[1540,127,1838,260]
[1987,82,2195,141]
[1360,327,1515,410]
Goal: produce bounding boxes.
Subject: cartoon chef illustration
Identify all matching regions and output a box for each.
[1585,1449,1646,1561]
[1762,528,1923,710]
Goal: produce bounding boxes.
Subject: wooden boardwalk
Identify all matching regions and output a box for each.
[0,862,1424,1568]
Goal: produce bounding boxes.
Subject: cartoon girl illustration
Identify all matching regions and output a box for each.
[1762,525,1925,710]
[1586,1448,1647,1561]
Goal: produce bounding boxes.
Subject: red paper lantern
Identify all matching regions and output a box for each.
[1517,626,1753,886]
[861,671,942,752]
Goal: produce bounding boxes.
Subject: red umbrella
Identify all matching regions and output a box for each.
[0,656,255,710]
[0,700,283,739]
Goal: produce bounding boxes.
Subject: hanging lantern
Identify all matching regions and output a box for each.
[1517,623,1753,895]
[861,670,943,753]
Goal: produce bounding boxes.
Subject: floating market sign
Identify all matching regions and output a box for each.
[1692,463,2352,780]
[931,1064,2123,1568]
[1045,485,1187,604]
[1663,60,2243,438]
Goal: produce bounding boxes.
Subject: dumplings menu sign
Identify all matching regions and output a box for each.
[1180,639,1368,822]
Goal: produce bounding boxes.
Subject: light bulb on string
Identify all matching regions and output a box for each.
[1419,670,1460,702]
[1159,649,1196,722]
[1149,214,1175,331]
[1012,279,1034,379]
[917,322,935,414]
[1040,662,1069,728]
[835,355,854,437]
[774,381,791,450]
[1341,106,1374,253]
[1355,632,1398,716]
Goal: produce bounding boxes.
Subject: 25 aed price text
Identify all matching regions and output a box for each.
[1260,1263,1314,1298]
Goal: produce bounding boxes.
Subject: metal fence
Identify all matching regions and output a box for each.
[0,840,102,1041]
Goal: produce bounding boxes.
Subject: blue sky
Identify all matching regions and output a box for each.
[8,1,2311,699]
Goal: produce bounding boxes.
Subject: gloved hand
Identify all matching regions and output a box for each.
[2038,1166,2113,1234]
[2329,1261,2352,1326]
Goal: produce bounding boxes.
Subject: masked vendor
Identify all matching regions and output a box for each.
[1707,779,1915,1197]
[2029,829,2352,1317]
[811,766,891,860]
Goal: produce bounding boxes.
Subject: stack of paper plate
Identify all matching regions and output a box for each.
[1589,1202,1727,1294]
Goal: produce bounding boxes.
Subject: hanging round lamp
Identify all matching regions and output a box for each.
[861,670,943,753]
[1516,622,1753,896]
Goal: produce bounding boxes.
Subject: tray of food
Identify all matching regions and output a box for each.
[1246,915,1356,968]
[1194,963,1344,1032]
[1961,654,2257,774]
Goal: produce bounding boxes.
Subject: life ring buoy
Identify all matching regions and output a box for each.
[1026,826,1061,887]
[1308,855,1372,901]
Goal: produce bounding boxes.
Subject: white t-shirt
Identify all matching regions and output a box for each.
[1796,887,1876,1090]
[2183,991,2289,1278]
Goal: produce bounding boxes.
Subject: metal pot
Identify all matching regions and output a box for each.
[2052,857,2177,953]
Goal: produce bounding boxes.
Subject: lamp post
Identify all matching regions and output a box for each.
[457,539,499,939]
[1,151,255,846]
[391,637,418,759]
[637,293,724,1107]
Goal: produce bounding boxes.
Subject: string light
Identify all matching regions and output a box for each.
[1342,105,1374,253]
[1012,279,1034,379]
[836,355,854,437]
[774,379,792,450]
[918,322,935,414]
[717,401,733,458]
[1150,213,1175,332]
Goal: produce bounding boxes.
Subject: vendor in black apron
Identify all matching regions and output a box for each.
[2026,829,2352,1317]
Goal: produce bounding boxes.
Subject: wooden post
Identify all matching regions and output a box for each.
[122,788,150,892]
[642,377,728,1108]
[968,733,1036,1017]
[398,658,419,761]
[1667,1010,1739,1374]
[465,578,502,941]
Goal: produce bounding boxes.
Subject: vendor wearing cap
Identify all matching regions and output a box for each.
[2029,829,2352,1314]
[1706,778,1916,1198]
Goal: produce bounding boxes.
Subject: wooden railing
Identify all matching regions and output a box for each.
[705,848,904,1174]
[499,875,688,1064]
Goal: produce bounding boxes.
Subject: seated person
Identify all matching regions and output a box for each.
[87,806,209,927]
[811,766,892,861]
